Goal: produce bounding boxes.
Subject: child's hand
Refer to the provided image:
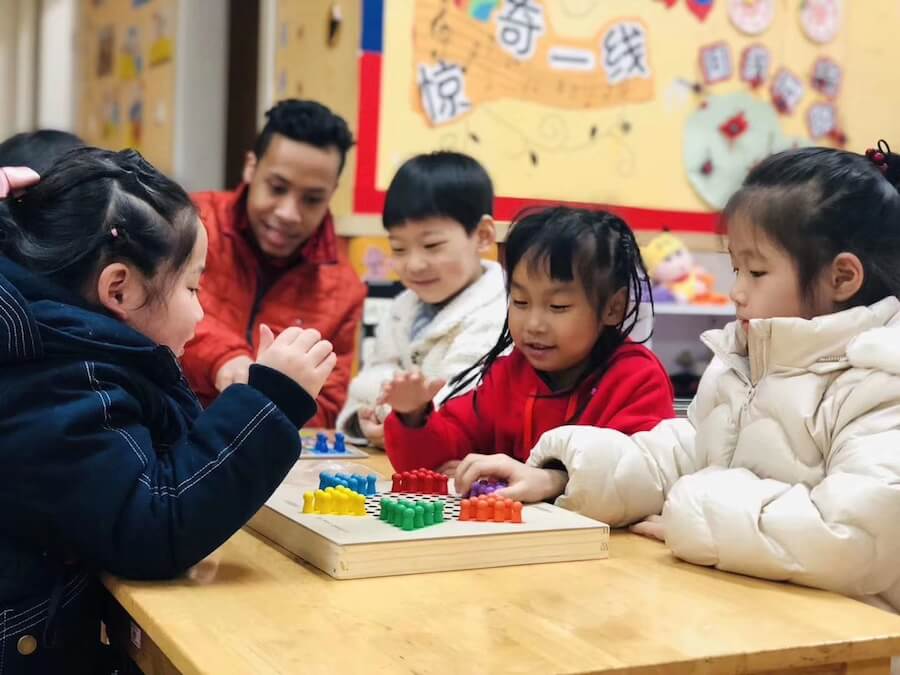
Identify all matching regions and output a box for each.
[215,355,253,391]
[255,324,337,398]
[630,515,666,542]
[436,459,461,478]
[0,166,40,199]
[378,371,445,426]
[454,453,568,503]
[358,407,385,448]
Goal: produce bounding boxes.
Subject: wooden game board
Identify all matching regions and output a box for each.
[247,474,609,579]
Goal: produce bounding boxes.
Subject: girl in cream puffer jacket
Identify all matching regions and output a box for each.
[456,144,900,611]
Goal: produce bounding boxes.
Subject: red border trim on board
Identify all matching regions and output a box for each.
[353,53,719,233]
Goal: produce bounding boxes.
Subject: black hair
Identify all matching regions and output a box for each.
[382,151,494,234]
[444,207,651,415]
[722,142,900,308]
[253,99,355,173]
[0,129,84,175]
[0,146,198,304]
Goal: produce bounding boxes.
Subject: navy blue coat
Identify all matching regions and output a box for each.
[0,257,314,674]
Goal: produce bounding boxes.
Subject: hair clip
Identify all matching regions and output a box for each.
[865,139,892,175]
[110,228,119,239]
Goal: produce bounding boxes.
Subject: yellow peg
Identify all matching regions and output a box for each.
[302,492,315,514]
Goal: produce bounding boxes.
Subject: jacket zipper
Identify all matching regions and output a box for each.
[246,273,265,345]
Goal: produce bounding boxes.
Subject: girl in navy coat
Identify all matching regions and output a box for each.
[0,149,335,674]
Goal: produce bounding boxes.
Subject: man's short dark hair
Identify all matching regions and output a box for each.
[253,99,355,173]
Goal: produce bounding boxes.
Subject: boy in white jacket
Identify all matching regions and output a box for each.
[455,144,900,612]
[337,152,506,448]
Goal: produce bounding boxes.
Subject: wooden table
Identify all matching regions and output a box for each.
[105,451,900,675]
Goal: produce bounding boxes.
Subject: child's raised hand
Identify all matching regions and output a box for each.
[629,515,666,542]
[358,406,385,448]
[378,371,445,425]
[255,324,337,398]
[454,453,568,503]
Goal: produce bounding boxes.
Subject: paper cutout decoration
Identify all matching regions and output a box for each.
[806,102,837,140]
[800,0,841,44]
[811,57,842,99]
[739,44,770,89]
[495,0,545,61]
[148,10,173,67]
[699,42,732,85]
[684,91,794,208]
[771,68,804,114]
[412,0,654,126]
[728,0,774,35]
[686,0,715,22]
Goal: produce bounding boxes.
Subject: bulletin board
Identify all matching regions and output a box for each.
[76,0,177,174]
[352,0,900,232]
[273,0,362,217]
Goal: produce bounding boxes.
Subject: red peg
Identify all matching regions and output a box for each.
[439,475,449,495]
[423,472,435,494]
[493,499,507,522]
[391,473,402,492]
[460,499,471,521]
[476,498,490,522]
[511,501,523,524]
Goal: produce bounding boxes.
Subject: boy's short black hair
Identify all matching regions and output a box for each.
[0,130,84,175]
[382,151,494,234]
[253,99,355,173]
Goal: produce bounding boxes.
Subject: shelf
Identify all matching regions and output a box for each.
[653,303,735,317]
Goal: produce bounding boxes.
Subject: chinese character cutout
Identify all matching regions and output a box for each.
[418,61,472,125]
[602,22,651,86]
[806,103,837,140]
[811,57,841,99]
[699,42,732,85]
[771,68,804,114]
[495,0,546,61]
[740,44,770,88]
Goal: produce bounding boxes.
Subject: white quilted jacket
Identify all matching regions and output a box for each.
[529,297,900,610]
[336,261,507,437]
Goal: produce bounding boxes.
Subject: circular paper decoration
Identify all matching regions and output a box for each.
[800,0,841,44]
[728,0,775,36]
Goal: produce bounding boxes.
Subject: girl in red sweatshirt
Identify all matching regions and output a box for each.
[382,207,675,487]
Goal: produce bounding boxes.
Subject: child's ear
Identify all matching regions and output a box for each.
[241,151,258,185]
[602,288,628,326]
[473,215,497,253]
[830,252,865,304]
[96,263,141,320]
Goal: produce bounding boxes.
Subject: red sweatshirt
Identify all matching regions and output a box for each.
[384,342,675,471]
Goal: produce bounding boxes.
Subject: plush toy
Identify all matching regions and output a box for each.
[641,232,729,305]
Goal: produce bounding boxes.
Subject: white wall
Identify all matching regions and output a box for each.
[36,0,76,131]
[0,0,39,140]
[171,0,229,191]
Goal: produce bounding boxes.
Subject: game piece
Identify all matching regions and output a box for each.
[380,498,391,521]
[459,499,472,521]
[402,508,415,531]
[303,492,315,514]
[314,432,329,453]
[511,501,523,524]
[366,475,377,496]
[439,475,449,495]
[317,490,332,514]
[414,504,425,528]
[334,432,347,453]
[477,499,490,521]
[391,473,402,492]
[493,500,507,523]
[423,502,435,526]
[434,500,444,523]
[335,491,350,515]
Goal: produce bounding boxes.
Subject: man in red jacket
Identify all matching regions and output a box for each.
[182,99,366,427]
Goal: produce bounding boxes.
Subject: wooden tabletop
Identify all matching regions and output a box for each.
[105,451,900,675]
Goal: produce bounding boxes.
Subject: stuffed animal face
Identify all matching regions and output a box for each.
[642,233,694,283]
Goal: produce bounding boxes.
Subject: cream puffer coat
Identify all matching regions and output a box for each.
[529,297,900,611]
[336,261,507,438]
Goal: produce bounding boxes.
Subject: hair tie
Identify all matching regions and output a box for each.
[108,225,126,242]
[865,139,892,175]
